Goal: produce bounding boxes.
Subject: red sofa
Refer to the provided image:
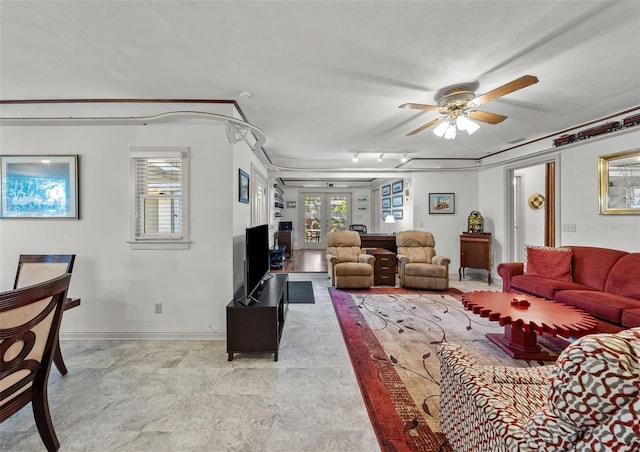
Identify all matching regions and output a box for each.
[497,246,640,328]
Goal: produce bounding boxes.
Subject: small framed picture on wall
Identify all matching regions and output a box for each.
[429,193,455,214]
[239,169,250,204]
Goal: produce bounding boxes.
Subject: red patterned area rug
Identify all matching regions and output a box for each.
[329,287,564,452]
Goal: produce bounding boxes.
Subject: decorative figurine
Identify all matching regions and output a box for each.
[467,210,484,233]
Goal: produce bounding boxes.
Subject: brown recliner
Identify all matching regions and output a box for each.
[325,230,375,289]
[396,230,450,290]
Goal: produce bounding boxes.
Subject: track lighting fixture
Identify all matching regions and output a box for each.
[352,152,359,162]
[378,153,384,162]
[401,153,409,162]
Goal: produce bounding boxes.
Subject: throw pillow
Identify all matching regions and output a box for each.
[523,245,573,281]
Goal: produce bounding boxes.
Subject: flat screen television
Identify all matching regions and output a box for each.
[244,224,270,304]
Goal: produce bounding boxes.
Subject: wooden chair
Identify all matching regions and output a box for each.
[1,273,72,452]
[348,224,367,234]
[14,255,76,375]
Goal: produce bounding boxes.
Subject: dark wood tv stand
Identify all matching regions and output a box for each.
[226,273,289,361]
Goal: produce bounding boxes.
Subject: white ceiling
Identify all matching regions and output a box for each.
[1,1,639,184]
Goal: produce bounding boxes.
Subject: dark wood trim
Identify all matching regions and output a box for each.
[0,98,237,105]
[544,162,556,247]
[485,106,640,160]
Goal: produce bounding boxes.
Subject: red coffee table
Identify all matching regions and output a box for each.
[462,291,598,360]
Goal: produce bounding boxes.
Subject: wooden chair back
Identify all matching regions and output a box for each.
[14,255,75,289]
[0,273,72,451]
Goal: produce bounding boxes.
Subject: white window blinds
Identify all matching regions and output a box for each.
[130,148,189,246]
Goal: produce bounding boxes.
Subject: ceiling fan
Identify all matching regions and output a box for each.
[399,75,539,139]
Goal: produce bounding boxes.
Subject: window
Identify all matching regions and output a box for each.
[130,147,190,249]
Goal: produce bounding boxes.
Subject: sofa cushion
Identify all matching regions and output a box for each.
[555,290,640,323]
[326,246,361,263]
[525,328,640,451]
[397,246,435,263]
[404,262,447,278]
[334,262,373,277]
[604,253,640,300]
[622,309,640,328]
[568,246,628,291]
[511,275,593,300]
[523,246,572,281]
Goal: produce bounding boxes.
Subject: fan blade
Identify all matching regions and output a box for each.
[467,110,507,124]
[399,102,440,111]
[406,117,443,136]
[473,75,538,105]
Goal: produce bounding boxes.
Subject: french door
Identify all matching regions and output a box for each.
[299,193,351,249]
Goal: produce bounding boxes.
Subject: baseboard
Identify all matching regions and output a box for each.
[59,330,226,340]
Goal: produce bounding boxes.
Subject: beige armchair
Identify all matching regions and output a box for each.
[396,230,450,290]
[325,230,375,289]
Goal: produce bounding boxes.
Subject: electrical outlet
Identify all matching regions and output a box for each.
[561,223,576,232]
[155,303,162,314]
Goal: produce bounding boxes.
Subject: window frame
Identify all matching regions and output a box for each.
[129,147,190,250]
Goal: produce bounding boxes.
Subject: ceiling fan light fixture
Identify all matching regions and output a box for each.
[433,120,448,137]
[444,124,457,140]
[457,115,480,135]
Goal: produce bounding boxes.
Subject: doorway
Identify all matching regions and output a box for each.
[251,165,268,226]
[299,192,351,249]
[506,158,558,262]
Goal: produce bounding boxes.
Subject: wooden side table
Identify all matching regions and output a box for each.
[459,232,492,285]
[269,247,286,270]
[277,231,292,258]
[367,248,396,286]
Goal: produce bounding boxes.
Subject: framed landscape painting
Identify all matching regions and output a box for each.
[1,155,79,219]
[429,193,455,214]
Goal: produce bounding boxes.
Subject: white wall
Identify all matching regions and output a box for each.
[478,128,640,280]
[1,121,236,339]
[557,130,640,251]
[411,170,479,271]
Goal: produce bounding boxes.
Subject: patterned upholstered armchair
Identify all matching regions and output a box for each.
[325,230,375,289]
[436,328,640,452]
[396,230,450,290]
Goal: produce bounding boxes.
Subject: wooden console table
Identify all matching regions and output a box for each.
[226,273,289,361]
[277,230,292,258]
[459,232,492,285]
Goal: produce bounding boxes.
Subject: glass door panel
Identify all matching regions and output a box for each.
[303,195,323,248]
[300,193,351,249]
[329,195,348,232]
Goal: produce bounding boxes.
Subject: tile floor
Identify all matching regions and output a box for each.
[0,273,493,452]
